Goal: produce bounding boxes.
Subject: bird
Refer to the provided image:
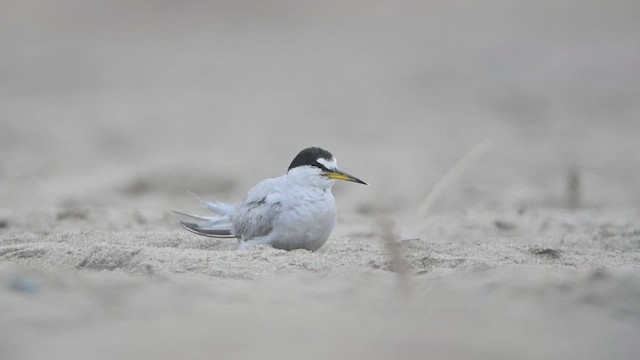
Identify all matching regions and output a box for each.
[176,147,367,251]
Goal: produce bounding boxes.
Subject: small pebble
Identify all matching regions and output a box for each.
[494,220,516,230]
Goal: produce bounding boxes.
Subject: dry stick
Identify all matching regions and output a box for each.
[416,138,493,216]
[379,218,411,295]
[566,166,582,209]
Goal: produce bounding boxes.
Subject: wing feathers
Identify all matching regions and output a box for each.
[171,210,214,221]
[176,192,236,238]
[180,221,235,238]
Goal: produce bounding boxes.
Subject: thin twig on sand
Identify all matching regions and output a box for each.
[566,166,582,209]
[379,218,411,294]
[417,138,493,216]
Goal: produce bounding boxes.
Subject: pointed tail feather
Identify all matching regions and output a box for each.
[177,192,236,238]
[187,191,234,215]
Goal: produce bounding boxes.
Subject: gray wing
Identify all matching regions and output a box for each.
[180,221,235,238]
[230,178,283,241]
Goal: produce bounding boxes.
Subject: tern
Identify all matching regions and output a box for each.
[177,147,367,251]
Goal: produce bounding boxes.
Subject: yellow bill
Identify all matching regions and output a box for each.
[325,170,367,185]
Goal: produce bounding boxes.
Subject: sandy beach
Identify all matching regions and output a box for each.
[2,1,640,359]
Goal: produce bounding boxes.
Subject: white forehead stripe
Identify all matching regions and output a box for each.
[317,157,337,170]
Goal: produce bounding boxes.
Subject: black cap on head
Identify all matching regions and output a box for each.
[288,147,334,171]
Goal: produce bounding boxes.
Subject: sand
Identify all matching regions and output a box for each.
[2,1,640,359]
[2,207,639,359]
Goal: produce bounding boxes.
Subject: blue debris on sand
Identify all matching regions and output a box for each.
[8,277,40,294]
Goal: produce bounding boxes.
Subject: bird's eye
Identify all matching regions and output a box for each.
[314,162,330,172]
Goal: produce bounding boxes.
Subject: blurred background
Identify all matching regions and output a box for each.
[1,0,639,215]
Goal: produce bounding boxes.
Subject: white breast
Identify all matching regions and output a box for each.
[271,186,337,251]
